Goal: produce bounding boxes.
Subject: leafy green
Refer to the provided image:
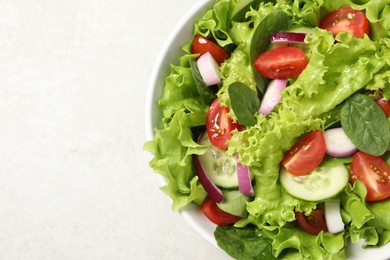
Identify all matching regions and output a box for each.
[194,0,234,47]
[270,226,346,259]
[214,225,276,260]
[340,93,390,156]
[367,199,390,230]
[190,58,216,104]
[144,109,208,210]
[228,82,260,126]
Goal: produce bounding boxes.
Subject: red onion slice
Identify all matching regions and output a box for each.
[324,127,358,157]
[197,52,221,86]
[270,32,306,44]
[193,155,223,203]
[259,79,287,115]
[237,162,254,196]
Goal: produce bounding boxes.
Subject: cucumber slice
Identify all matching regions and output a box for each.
[197,133,251,189]
[287,26,314,34]
[280,165,349,202]
[217,190,251,217]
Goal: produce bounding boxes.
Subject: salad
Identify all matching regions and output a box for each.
[145,0,390,259]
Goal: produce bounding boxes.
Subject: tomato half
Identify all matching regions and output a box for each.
[281,130,326,176]
[350,151,390,202]
[296,209,328,235]
[206,98,241,149]
[201,197,241,225]
[375,97,390,117]
[253,46,307,79]
[191,35,229,65]
[319,7,370,39]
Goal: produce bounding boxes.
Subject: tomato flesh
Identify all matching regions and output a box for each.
[253,46,307,79]
[282,130,326,176]
[206,98,241,149]
[350,151,390,202]
[319,7,369,39]
[296,209,328,235]
[191,35,229,65]
[201,197,241,225]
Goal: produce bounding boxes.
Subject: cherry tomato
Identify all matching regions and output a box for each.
[319,7,370,39]
[281,130,326,176]
[253,47,307,79]
[191,35,229,65]
[201,197,241,225]
[375,97,390,117]
[206,98,241,149]
[350,151,390,202]
[296,209,328,235]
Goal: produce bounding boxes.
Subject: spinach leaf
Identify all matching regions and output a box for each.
[190,59,216,103]
[340,93,390,156]
[228,82,260,126]
[214,225,276,260]
[249,11,290,95]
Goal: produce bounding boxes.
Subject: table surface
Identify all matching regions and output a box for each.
[0,0,230,259]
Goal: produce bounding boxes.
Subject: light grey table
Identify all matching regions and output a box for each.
[0,0,229,259]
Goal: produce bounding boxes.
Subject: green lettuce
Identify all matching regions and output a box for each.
[269,227,346,259]
[144,108,208,210]
[144,53,211,210]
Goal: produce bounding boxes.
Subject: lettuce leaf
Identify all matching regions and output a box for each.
[144,109,208,210]
[145,52,211,210]
[270,227,346,259]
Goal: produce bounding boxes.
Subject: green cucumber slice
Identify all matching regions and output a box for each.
[280,165,349,202]
[217,190,251,217]
[287,26,314,34]
[198,133,252,189]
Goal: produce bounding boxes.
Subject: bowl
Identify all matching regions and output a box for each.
[145,0,390,259]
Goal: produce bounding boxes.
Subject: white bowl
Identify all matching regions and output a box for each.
[145,1,390,259]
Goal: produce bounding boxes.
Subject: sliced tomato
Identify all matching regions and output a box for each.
[201,197,241,225]
[319,7,370,39]
[281,130,326,176]
[191,35,229,65]
[206,98,241,149]
[296,209,328,235]
[253,46,307,79]
[350,151,390,202]
[375,96,390,117]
